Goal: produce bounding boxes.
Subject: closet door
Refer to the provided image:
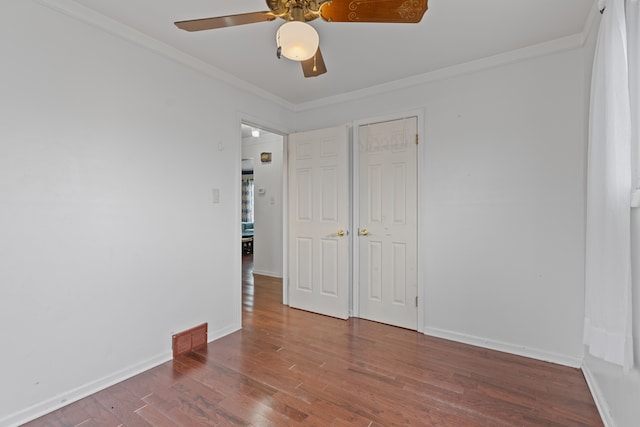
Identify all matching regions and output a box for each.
[358,117,418,329]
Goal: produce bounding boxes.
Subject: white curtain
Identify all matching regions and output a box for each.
[584,0,636,370]
[241,178,254,223]
[629,0,640,186]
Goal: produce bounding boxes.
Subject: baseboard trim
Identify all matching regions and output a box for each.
[1,351,171,427]
[2,323,242,427]
[252,269,283,278]
[208,323,242,344]
[581,363,614,427]
[424,326,583,368]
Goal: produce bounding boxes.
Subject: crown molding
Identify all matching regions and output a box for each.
[34,0,297,111]
[293,33,585,111]
[35,0,594,113]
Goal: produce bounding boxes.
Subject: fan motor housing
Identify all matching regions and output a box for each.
[266,0,331,22]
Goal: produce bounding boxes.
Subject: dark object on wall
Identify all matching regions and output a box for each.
[261,152,272,163]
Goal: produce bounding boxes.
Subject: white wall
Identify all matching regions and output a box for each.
[0,1,290,425]
[294,47,588,365]
[241,133,284,277]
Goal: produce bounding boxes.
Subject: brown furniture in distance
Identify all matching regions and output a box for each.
[241,221,254,255]
[242,237,253,255]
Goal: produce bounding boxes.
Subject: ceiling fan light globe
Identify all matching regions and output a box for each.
[276,21,319,61]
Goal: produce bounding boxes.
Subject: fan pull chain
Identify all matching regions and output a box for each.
[313,53,317,72]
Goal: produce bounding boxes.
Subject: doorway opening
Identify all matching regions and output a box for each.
[240,122,286,313]
[241,111,423,331]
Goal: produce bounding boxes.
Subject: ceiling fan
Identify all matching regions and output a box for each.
[174,0,429,78]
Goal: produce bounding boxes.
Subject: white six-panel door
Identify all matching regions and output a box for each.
[288,126,350,319]
[357,117,418,329]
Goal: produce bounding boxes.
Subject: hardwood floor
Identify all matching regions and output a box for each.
[24,255,602,426]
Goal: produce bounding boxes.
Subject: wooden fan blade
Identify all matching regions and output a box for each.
[175,11,276,32]
[321,0,428,23]
[301,48,327,78]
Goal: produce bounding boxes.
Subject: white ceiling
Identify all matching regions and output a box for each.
[70,0,595,106]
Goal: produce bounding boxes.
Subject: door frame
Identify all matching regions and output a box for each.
[238,115,290,306]
[351,109,425,332]
[240,110,425,331]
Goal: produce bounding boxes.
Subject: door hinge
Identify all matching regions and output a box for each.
[415,296,418,307]
[415,134,419,145]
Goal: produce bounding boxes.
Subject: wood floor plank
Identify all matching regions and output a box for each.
[23,255,603,426]
[141,388,219,426]
[134,404,178,427]
[120,363,179,400]
[92,382,152,427]
[75,397,125,426]
[52,397,95,427]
